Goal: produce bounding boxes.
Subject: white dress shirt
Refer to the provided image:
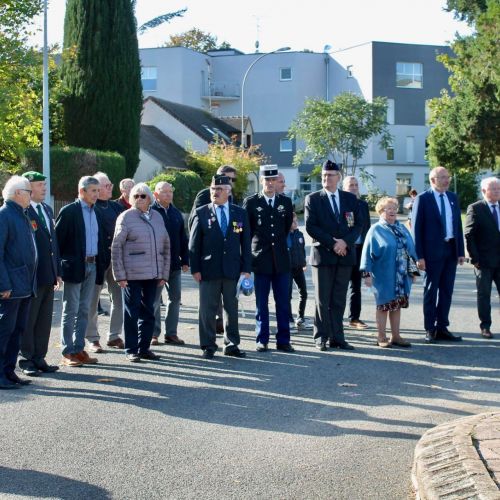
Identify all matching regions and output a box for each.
[432,188,454,240]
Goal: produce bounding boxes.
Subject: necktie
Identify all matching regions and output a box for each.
[492,205,499,230]
[268,198,273,208]
[331,194,340,221]
[219,205,227,236]
[439,194,447,238]
[37,204,48,231]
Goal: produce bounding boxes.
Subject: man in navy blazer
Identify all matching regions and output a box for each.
[412,166,465,343]
[19,171,61,376]
[464,177,500,339]
[55,176,107,366]
[189,175,251,359]
[305,161,362,351]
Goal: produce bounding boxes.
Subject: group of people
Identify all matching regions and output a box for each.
[0,163,498,388]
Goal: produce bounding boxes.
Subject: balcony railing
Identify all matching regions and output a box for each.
[202,81,240,100]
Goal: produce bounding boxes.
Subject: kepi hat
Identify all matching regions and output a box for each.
[211,174,231,186]
[259,164,279,178]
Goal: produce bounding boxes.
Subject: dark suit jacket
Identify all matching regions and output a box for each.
[464,199,500,269]
[189,203,251,281]
[305,189,362,266]
[242,193,293,274]
[357,198,371,243]
[55,201,107,285]
[27,203,61,287]
[188,187,239,229]
[411,189,465,262]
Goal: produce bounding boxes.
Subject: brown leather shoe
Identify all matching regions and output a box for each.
[349,319,368,329]
[106,338,124,349]
[481,328,493,339]
[88,341,103,353]
[165,335,185,345]
[150,336,160,346]
[60,354,83,367]
[75,351,98,364]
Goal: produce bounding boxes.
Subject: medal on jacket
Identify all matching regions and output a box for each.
[257,217,262,226]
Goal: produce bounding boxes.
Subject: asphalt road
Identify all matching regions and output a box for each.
[1,227,499,500]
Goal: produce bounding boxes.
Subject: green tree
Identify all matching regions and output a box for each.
[61,0,143,178]
[445,0,488,24]
[288,93,392,177]
[428,0,499,172]
[164,28,231,52]
[187,139,265,199]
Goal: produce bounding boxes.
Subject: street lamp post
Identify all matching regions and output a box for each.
[240,47,290,148]
[42,0,51,202]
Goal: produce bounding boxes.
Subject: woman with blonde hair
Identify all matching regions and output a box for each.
[360,197,418,348]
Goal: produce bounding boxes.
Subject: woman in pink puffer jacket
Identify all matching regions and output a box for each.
[112,183,170,362]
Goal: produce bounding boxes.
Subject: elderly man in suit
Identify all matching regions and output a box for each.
[18,171,61,377]
[55,176,107,367]
[0,176,37,388]
[305,161,362,351]
[189,175,251,359]
[464,177,500,339]
[342,176,371,329]
[243,165,294,352]
[412,166,465,343]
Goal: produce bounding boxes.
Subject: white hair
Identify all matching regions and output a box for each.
[480,176,500,191]
[154,181,173,193]
[92,171,110,184]
[119,178,135,190]
[2,175,31,200]
[342,176,358,189]
[130,182,154,203]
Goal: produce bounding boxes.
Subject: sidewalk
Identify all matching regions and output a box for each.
[412,412,500,499]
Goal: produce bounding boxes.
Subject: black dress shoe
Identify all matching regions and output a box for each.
[139,350,161,360]
[481,328,493,339]
[436,328,462,342]
[21,365,41,377]
[0,377,19,390]
[35,361,59,373]
[316,342,328,351]
[6,373,31,385]
[202,349,215,359]
[255,343,268,352]
[329,341,354,350]
[425,330,436,344]
[223,348,246,358]
[276,344,295,352]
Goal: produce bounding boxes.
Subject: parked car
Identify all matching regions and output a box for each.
[284,189,305,213]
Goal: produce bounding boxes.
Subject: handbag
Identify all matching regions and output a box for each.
[404,249,420,276]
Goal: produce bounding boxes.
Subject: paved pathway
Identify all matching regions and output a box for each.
[0,226,499,499]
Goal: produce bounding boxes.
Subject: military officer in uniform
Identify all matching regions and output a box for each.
[243,165,294,352]
[19,171,61,376]
[189,175,251,359]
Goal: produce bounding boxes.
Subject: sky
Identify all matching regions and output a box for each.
[30,0,473,53]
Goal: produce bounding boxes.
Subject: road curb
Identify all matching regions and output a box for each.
[412,412,500,499]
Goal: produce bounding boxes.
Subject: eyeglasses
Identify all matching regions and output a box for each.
[229,177,237,182]
[103,183,113,189]
[133,194,148,199]
[210,187,226,192]
[19,189,32,195]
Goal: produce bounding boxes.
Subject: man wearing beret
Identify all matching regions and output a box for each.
[18,171,61,376]
[243,165,295,352]
[189,175,251,359]
[305,161,362,351]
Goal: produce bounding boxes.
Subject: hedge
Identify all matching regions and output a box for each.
[148,169,204,213]
[21,146,126,199]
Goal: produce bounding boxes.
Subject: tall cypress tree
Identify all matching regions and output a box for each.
[61,0,142,177]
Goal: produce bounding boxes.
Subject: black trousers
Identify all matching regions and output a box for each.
[474,266,500,330]
[19,284,54,368]
[289,267,307,319]
[347,245,363,321]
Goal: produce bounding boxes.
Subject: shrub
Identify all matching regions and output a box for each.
[148,169,204,213]
[21,146,126,199]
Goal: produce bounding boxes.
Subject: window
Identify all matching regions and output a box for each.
[396,62,423,89]
[396,174,412,196]
[347,65,353,78]
[141,66,157,91]
[280,67,292,81]
[424,99,432,125]
[386,147,394,161]
[406,136,415,163]
[280,139,293,152]
[386,98,395,125]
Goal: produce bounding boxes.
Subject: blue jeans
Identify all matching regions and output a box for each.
[153,269,182,337]
[61,263,96,355]
[254,272,291,345]
[0,297,31,377]
[123,279,158,355]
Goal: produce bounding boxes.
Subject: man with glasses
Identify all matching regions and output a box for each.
[305,161,362,351]
[0,176,37,388]
[189,164,238,334]
[85,172,125,353]
[412,166,465,343]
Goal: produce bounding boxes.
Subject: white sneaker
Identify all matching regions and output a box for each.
[295,318,314,330]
